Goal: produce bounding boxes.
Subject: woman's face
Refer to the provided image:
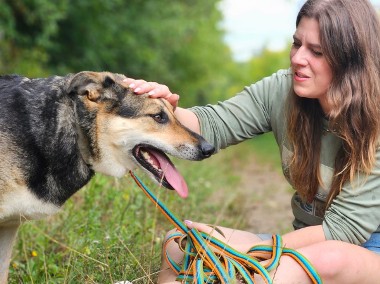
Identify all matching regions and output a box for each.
[290,17,333,114]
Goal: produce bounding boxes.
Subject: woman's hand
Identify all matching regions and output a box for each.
[122,78,201,134]
[184,220,265,253]
[123,78,180,109]
[184,220,227,241]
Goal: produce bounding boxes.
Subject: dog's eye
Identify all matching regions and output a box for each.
[151,112,168,124]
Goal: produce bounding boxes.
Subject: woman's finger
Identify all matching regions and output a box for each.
[122,78,147,91]
[184,220,226,240]
[147,83,170,97]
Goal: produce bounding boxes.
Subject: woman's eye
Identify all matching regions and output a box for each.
[312,50,323,57]
[292,41,301,48]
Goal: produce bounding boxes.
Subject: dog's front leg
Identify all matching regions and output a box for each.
[0,224,20,284]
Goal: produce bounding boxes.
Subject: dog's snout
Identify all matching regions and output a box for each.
[200,141,215,158]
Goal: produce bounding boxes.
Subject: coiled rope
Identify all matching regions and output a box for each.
[130,171,322,284]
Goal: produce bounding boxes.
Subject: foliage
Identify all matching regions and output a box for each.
[0,0,236,106]
[0,0,68,75]
[246,45,292,84]
[0,0,292,107]
[223,45,292,98]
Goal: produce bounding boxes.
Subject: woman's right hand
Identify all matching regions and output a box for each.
[123,78,180,109]
[123,77,201,134]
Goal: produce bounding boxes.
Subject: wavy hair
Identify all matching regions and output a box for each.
[287,0,380,205]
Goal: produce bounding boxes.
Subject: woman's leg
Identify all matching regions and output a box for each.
[158,225,380,284]
[254,240,380,284]
[295,240,380,284]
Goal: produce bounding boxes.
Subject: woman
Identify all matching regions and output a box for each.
[125,0,380,282]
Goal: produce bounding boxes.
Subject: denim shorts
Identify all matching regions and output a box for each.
[362,233,380,254]
[257,233,380,255]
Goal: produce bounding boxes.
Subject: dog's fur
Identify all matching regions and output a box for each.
[0,71,214,282]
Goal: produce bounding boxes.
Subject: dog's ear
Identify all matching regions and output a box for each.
[87,75,116,102]
[68,72,103,102]
[102,75,115,89]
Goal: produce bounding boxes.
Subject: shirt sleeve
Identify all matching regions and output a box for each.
[323,148,380,244]
[190,69,292,152]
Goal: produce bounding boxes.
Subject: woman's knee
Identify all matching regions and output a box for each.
[301,240,351,280]
[161,228,184,263]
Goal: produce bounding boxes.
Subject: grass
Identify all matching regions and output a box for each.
[9,133,280,283]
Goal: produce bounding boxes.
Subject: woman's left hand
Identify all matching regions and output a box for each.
[184,220,265,253]
[184,220,227,241]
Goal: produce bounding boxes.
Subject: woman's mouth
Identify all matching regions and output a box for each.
[294,71,310,81]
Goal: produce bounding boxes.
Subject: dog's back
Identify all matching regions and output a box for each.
[0,74,93,224]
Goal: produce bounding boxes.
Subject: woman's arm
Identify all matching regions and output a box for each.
[282,225,326,249]
[185,221,326,251]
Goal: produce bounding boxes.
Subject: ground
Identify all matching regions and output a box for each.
[233,156,294,234]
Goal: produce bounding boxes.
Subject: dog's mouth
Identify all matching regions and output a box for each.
[132,145,188,198]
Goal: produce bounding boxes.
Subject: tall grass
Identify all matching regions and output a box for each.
[9,134,280,283]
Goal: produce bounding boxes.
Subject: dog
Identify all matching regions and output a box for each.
[0,71,215,282]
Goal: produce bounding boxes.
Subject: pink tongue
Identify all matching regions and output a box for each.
[149,150,188,198]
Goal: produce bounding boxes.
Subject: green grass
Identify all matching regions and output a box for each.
[9,134,280,283]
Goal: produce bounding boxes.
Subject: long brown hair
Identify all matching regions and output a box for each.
[287,0,380,205]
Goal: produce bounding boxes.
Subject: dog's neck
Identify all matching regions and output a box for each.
[74,121,92,165]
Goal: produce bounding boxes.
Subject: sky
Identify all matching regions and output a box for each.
[218,0,380,61]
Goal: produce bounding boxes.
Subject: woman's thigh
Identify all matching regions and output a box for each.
[161,225,380,283]
[296,240,380,284]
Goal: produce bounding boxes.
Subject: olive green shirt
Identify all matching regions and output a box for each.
[190,69,380,245]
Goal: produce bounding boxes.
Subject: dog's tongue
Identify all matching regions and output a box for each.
[150,150,188,198]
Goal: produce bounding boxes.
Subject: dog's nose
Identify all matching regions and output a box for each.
[201,142,215,158]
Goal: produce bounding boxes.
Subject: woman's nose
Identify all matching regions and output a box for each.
[291,47,308,66]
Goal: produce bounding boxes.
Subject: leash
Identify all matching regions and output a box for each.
[129,171,322,284]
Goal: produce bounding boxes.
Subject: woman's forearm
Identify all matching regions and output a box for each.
[282,225,326,249]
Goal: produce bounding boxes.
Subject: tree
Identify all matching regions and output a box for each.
[0,0,291,107]
[0,0,68,75]
[46,0,234,106]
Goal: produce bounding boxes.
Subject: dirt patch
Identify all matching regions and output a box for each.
[232,156,294,234]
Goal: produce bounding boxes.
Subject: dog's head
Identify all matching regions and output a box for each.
[68,71,214,198]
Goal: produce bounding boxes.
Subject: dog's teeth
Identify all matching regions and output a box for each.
[141,150,161,170]
[142,151,150,159]
[142,151,154,163]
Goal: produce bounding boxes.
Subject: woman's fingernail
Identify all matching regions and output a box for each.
[129,83,135,88]
[184,220,193,226]
[134,87,141,93]
[148,91,155,96]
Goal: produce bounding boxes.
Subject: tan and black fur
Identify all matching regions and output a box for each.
[0,71,214,282]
